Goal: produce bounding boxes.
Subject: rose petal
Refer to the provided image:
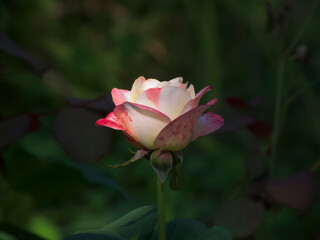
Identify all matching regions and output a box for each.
[192,112,224,140]
[169,77,183,84]
[180,85,214,115]
[135,86,192,120]
[122,132,145,148]
[158,87,192,119]
[187,84,195,98]
[141,78,160,91]
[135,88,162,110]
[111,88,131,106]
[130,76,146,102]
[157,77,185,89]
[154,99,216,151]
[114,102,171,149]
[96,112,125,131]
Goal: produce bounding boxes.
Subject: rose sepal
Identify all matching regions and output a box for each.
[98,149,148,168]
[169,151,184,191]
[150,150,173,183]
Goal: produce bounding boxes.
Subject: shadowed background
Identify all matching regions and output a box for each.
[0,0,319,239]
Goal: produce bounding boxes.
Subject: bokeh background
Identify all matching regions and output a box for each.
[0,0,320,239]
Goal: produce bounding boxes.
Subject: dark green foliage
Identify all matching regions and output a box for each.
[0,223,46,240]
[65,206,231,240]
[0,0,319,239]
[65,206,157,240]
[151,219,231,240]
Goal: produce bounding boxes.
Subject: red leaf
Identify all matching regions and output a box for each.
[214,198,265,238]
[247,121,272,139]
[219,115,256,133]
[0,31,47,74]
[67,95,113,115]
[265,171,319,213]
[51,107,111,163]
[226,97,249,109]
[0,114,40,149]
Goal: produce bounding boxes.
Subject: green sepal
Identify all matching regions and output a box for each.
[170,151,183,191]
[98,149,148,168]
[150,150,173,183]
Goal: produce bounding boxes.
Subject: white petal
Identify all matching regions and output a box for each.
[180,85,213,115]
[114,102,170,150]
[141,78,160,91]
[187,84,195,98]
[158,86,192,120]
[135,86,192,120]
[135,88,161,110]
[130,76,146,102]
[169,77,183,84]
[157,81,171,88]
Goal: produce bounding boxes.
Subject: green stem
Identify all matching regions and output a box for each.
[270,0,319,174]
[270,58,285,174]
[157,176,166,240]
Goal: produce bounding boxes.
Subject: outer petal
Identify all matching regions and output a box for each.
[187,84,195,98]
[96,112,125,131]
[114,102,171,150]
[135,86,192,120]
[180,85,214,115]
[192,112,224,141]
[122,132,144,148]
[130,76,146,102]
[111,88,131,106]
[154,99,217,151]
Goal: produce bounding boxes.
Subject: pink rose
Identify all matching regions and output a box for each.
[96,76,224,151]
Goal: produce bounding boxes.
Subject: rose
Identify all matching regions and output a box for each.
[97,76,224,182]
[96,76,224,151]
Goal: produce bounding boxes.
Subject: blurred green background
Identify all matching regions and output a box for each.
[0,0,319,239]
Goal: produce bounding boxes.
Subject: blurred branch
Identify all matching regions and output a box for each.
[285,0,320,56]
[0,31,48,75]
[281,77,320,130]
[311,159,320,172]
[270,58,285,174]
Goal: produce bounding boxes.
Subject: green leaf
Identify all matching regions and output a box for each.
[64,233,122,240]
[64,206,157,240]
[202,227,232,240]
[0,223,46,240]
[3,147,128,202]
[150,219,231,240]
[150,150,172,183]
[60,159,129,198]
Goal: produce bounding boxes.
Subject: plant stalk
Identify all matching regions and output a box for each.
[157,176,166,240]
[270,57,285,174]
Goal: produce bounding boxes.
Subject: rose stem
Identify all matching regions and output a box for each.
[157,176,166,240]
